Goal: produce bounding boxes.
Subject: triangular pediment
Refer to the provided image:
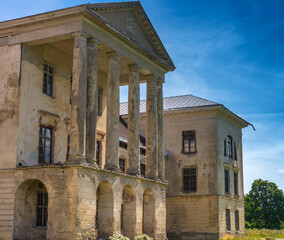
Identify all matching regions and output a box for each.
[87,2,175,70]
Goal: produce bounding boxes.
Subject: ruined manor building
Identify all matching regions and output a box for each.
[120,95,250,240]
[0,2,175,240]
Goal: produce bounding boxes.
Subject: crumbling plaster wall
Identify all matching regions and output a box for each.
[0,44,21,169]
[17,44,73,166]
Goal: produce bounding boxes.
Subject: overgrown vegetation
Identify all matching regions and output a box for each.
[108,233,130,240]
[222,228,284,239]
[245,179,284,230]
[134,234,153,240]
[108,234,153,240]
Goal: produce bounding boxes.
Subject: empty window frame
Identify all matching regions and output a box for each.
[43,63,53,97]
[183,168,197,192]
[226,209,231,231]
[36,192,48,227]
[119,158,126,173]
[234,172,238,195]
[235,210,239,231]
[140,163,146,177]
[182,131,196,154]
[225,169,230,194]
[38,126,52,164]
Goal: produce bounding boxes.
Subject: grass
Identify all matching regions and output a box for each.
[222,229,284,240]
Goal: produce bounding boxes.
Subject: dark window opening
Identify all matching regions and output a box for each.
[225,169,230,194]
[43,63,53,97]
[36,193,48,227]
[97,88,102,116]
[140,164,146,177]
[140,148,146,155]
[119,158,126,173]
[96,141,101,166]
[235,210,239,231]
[227,136,233,158]
[66,135,70,160]
[183,168,197,192]
[234,172,238,195]
[182,131,197,154]
[224,139,227,156]
[226,209,231,231]
[69,74,72,104]
[234,142,237,160]
[119,141,127,149]
[38,126,52,164]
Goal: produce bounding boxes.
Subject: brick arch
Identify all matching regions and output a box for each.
[96,181,114,238]
[13,179,49,240]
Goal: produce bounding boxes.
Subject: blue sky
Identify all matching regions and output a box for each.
[1,0,283,193]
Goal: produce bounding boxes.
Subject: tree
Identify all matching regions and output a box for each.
[245,179,284,229]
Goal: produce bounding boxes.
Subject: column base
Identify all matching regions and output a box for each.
[104,163,121,172]
[126,168,140,176]
[85,158,99,168]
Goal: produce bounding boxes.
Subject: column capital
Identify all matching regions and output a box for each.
[72,32,88,38]
[107,51,121,59]
[87,37,100,45]
[128,63,140,71]
[157,77,164,85]
[145,73,157,81]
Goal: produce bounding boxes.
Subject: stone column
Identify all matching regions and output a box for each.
[157,78,165,180]
[105,52,120,171]
[127,64,140,175]
[86,38,99,165]
[146,74,158,179]
[69,33,88,161]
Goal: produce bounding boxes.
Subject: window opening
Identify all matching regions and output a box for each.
[38,126,52,164]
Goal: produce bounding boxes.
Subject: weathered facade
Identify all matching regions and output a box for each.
[0,2,174,240]
[120,95,250,240]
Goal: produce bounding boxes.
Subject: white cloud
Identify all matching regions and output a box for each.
[277,170,284,174]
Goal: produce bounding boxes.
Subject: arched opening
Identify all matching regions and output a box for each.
[13,179,48,240]
[143,189,155,238]
[96,181,114,238]
[121,185,136,238]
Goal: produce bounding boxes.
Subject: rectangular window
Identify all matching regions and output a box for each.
[36,193,48,227]
[182,131,196,154]
[96,141,101,166]
[183,168,197,192]
[38,126,52,164]
[66,135,70,160]
[43,63,53,97]
[234,142,237,160]
[226,209,231,231]
[235,210,239,231]
[225,169,230,194]
[234,172,238,195]
[119,158,126,173]
[97,88,102,116]
[140,163,146,177]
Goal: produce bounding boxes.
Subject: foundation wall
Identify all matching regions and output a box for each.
[166,196,219,240]
[0,166,167,240]
[0,44,21,169]
[218,197,245,237]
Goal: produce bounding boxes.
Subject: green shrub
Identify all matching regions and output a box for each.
[134,234,153,240]
[108,233,130,240]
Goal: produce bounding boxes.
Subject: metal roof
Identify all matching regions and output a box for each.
[120,94,220,115]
